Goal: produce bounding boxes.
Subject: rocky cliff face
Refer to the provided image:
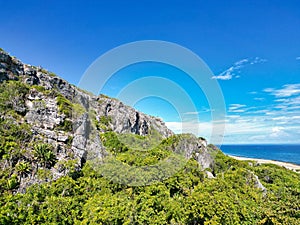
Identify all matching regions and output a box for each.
[0,49,215,192]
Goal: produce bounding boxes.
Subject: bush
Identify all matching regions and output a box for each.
[33,144,56,168]
[56,94,72,117]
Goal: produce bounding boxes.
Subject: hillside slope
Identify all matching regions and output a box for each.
[0,49,212,191]
[0,49,299,224]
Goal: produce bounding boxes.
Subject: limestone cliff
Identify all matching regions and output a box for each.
[0,49,215,192]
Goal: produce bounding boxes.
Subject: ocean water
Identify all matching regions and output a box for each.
[220,145,300,165]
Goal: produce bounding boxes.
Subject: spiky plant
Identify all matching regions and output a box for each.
[15,161,31,177]
[33,144,56,168]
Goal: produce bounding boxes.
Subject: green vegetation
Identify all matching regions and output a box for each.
[31,84,46,92]
[56,94,86,131]
[100,131,129,155]
[15,161,31,177]
[57,94,73,117]
[99,93,111,99]
[33,144,57,168]
[49,72,57,77]
[99,115,112,126]
[0,76,299,224]
[0,148,299,224]
[91,111,113,131]
[72,103,86,117]
[117,128,163,151]
[0,80,29,116]
[0,117,32,190]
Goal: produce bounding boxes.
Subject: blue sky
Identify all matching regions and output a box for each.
[1,0,300,144]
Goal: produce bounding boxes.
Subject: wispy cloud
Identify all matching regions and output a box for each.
[296,57,300,60]
[264,83,300,98]
[228,104,247,113]
[183,108,215,115]
[254,97,265,101]
[273,96,300,106]
[248,91,258,95]
[166,82,300,144]
[166,113,300,144]
[212,57,267,80]
[183,111,199,115]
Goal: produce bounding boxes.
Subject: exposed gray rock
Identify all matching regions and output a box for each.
[247,171,267,193]
[25,96,63,130]
[173,134,214,170]
[95,97,173,138]
[252,173,267,192]
[205,171,215,179]
[0,49,217,191]
[72,113,90,151]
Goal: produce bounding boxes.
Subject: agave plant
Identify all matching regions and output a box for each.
[15,161,31,177]
[6,174,19,190]
[33,143,56,168]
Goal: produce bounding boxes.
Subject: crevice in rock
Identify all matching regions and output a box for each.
[131,112,140,135]
[105,103,112,116]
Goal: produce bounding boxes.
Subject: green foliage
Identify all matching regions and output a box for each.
[0,80,298,225]
[72,103,86,117]
[118,128,163,151]
[57,94,86,119]
[0,80,29,116]
[31,84,46,93]
[49,72,57,77]
[57,119,73,132]
[15,161,31,177]
[56,94,86,131]
[37,168,53,180]
[99,93,111,99]
[0,152,299,224]
[57,94,73,118]
[100,131,129,154]
[55,159,78,177]
[92,114,112,131]
[212,150,250,175]
[66,135,74,148]
[5,174,19,190]
[33,144,56,168]
[99,115,112,126]
[0,117,32,172]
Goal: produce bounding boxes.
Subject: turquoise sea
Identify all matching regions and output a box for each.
[220,145,300,165]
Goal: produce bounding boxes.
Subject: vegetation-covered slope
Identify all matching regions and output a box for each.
[1,150,299,224]
[0,49,299,224]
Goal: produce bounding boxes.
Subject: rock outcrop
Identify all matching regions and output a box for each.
[0,48,216,192]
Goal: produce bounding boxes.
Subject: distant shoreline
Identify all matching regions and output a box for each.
[228,155,300,173]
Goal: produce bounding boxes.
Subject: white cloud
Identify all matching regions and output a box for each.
[212,57,267,80]
[270,126,288,138]
[228,104,247,113]
[165,82,300,144]
[235,59,249,65]
[278,96,300,105]
[254,97,265,101]
[248,91,257,94]
[229,104,246,108]
[183,108,213,115]
[183,111,199,115]
[166,116,300,144]
[166,112,300,144]
[211,71,233,80]
[166,109,300,144]
[264,83,300,98]
[251,57,267,64]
